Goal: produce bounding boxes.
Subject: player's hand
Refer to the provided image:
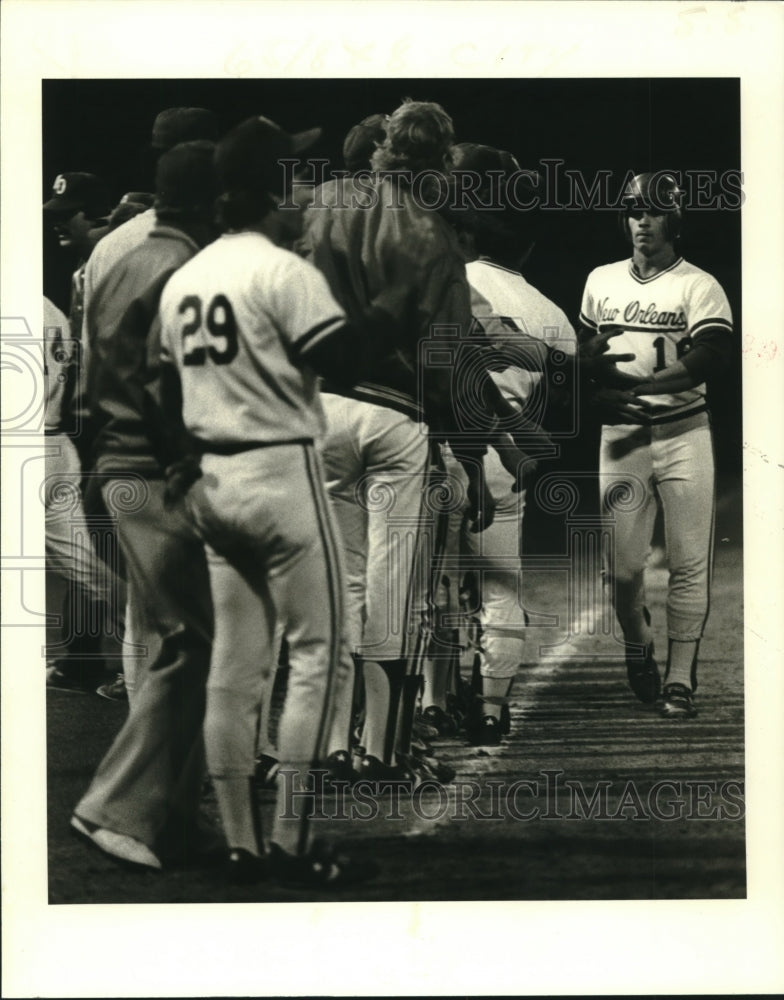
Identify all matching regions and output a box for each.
[492,431,540,493]
[465,462,496,533]
[163,455,203,508]
[591,387,654,425]
[579,326,642,388]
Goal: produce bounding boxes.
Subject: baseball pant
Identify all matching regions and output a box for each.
[44,434,124,678]
[44,435,121,603]
[320,394,430,661]
[75,477,213,850]
[437,444,528,679]
[600,410,715,642]
[185,443,351,782]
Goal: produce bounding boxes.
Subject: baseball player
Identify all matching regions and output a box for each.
[71,141,220,870]
[422,143,577,745]
[43,172,111,341]
[106,191,156,232]
[43,175,120,692]
[298,99,502,786]
[341,113,387,173]
[76,109,218,699]
[43,296,123,692]
[579,171,733,718]
[252,112,389,787]
[159,115,405,885]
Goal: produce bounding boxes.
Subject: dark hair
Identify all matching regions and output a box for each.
[107,201,149,232]
[468,209,540,268]
[216,189,275,231]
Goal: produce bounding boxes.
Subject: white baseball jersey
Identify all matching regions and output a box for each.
[580,257,733,416]
[43,297,74,433]
[468,259,577,409]
[159,231,346,446]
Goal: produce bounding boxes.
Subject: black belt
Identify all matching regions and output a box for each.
[648,404,708,426]
[195,436,314,456]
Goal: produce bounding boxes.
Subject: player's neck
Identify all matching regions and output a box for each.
[631,245,679,279]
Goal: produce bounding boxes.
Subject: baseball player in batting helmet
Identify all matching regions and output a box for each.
[579,170,733,718]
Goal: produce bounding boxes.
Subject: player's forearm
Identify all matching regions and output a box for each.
[303,306,404,388]
[632,343,725,395]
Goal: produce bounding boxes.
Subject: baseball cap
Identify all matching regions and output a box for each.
[154,141,218,216]
[150,108,219,151]
[342,113,387,172]
[451,142,540,209]
[215,116,322,195]
[43,172,111,218]
[119,191,155,207]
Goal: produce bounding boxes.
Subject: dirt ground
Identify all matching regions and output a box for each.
[46,487,745,905]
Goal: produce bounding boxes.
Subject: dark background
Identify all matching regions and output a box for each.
[42,77,742,539]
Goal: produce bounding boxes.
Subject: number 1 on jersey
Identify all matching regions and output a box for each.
[653,335,692,373]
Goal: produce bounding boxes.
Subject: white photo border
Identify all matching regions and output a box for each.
[2,1,783,996]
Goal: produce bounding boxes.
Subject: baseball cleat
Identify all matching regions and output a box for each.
[401,750,456,785]
[467,714,503,747]
[46,665,100,694]
[96,673,128,701]
[354,754,415,791]
[625,643,662,705]
[267,840,378,887]
[410,735,435,757]
[70,814,162,870]
[421,704,460,737]
[323,750,357,786]
[412,713,440,741]
[224,847,267,885]
[658,682,698,718]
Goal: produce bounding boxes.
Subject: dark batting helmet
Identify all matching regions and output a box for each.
[619,171,683,241]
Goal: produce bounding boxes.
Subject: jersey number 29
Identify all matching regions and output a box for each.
[179,294,239,366]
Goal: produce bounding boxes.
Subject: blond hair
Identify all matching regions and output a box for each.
[370,99,455,175]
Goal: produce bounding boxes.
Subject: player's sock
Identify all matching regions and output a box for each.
[422,654,450,711]
[615,580,652,647]
[395,672,423,756]
[212,776,262,856]
[326,656,354,757]
[665,639,699,690]
[361,659,405,764]
[479,675,512,720]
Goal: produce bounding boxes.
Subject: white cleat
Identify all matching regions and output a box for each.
[70,814,163,870]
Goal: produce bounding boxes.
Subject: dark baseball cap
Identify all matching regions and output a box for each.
[452,142,522,180]
[451,142,540,208]
[154,141,218,216]
[215,116,322,195]
[43,172,111,218]
[150,108,219,151]
[342,113,387,172]
[119,191,155,207]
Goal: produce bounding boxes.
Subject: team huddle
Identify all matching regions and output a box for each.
[42,99,734,889]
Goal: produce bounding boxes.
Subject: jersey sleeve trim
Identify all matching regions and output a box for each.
[690,317,733,337]
[294,315,347,357]
[579,312,598,330]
